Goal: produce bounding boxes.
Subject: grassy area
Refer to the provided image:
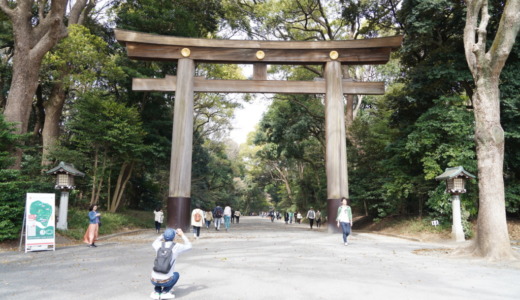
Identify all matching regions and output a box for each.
[58,208,155,240]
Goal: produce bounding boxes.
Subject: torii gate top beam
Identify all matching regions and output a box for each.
[115,29,403,65]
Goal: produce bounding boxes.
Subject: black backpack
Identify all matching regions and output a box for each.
[214,207,223,218]
[153,241,175,274]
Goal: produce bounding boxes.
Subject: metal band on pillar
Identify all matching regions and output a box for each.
[167,196,191,229]
[168,58,195,230]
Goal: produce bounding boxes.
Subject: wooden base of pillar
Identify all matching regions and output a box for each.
[167,196,191,231]
[327,198,342,233]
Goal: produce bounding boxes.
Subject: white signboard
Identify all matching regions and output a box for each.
[25,193,55,252]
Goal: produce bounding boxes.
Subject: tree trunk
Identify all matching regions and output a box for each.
[471,79,514,259]
[463,0,520,260]
[42,83,67,166]
[3,50,42,168]
[0,0,90,169]
[109,162,134,212]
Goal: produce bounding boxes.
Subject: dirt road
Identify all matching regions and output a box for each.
[1,216,519,300]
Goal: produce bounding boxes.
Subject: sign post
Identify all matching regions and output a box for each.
[25,193,55,252]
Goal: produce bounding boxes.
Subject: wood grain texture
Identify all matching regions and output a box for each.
[325,61,349,200]
[125,42,394,64]
[133,77,385,95]
[115,29,403,50]
[169,59,195,197]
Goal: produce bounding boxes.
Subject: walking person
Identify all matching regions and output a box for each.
[231,209,235,223]
[150,228,192,300]
[336,197,353,246]
[204,209,213,229]
[223,204,232,231]
[234,210,241,223]
[191,205,204,239]
[83,204,100,248]
[154,207,164,234]
[315,210,322,228]
[284,211,289,224]
[306,207,316,229]
[213,205,223,231]
[289,211,293,224]
[296,212,302,224]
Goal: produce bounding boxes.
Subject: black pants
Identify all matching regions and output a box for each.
[309,218,314,229]
[155,221,161,232]
[316,218,321,228]
[236,216,240,223]
[193,226,201,237]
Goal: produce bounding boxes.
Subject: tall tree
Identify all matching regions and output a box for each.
[463,0,520,260]
[40,24,123,166]
[0,0,94,169]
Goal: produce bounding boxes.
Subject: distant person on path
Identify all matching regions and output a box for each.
[306,207,316,229]
[231,209,235,223]
[315,210,322,228]
[223,204,232,231]
[269,210,275,222]
[234,210,241,223]
[204,209,213,229]
[336,197,353,246]
[150,228,192,300]
[284,211,289,224]
[154,207,164,234]
[213,205,224,231]
[191,205,204,239]
[289,211,294,224]
[83,204,100,248]
[296,212,302,224]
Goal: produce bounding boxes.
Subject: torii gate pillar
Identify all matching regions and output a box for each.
[325,61,349,233]
[167,58,195,230]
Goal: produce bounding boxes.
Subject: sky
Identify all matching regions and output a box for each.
[227,64,272,145]
[229,95,271,145]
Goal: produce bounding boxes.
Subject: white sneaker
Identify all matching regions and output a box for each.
[344,242,349,246]
[150,292,160,299]
[161,292,175,299]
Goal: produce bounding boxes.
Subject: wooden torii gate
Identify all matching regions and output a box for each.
[115,29,402,233]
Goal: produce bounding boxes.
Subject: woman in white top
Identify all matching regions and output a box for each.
[336,197,353,246]
[191,205,205,239]
[223,205,232,231]
[154,207,164,234]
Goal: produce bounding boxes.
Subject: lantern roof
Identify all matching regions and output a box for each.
[45,161,85,177]
[435,166,476,181]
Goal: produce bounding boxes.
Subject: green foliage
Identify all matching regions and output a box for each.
[61,208,155,240]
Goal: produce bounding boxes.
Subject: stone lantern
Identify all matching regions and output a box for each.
[46,162,85,230]
[435,166,476,242]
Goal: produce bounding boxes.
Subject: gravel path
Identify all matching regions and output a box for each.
[1,216,519,300]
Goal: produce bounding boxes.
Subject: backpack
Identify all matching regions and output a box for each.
[153,241,175,274]
[214,207,223,218]
[194,211,202,222]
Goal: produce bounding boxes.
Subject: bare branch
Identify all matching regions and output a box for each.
[488,0,520,73]
[0,0,14,18]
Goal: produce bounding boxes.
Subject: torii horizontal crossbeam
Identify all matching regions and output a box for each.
[133,76,385,95]
[115,29,403,65]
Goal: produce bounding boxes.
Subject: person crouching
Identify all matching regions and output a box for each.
[150,228,192,299]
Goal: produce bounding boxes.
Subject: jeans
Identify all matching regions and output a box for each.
[215,218,222,230]
[224,215,231,229]
[193,226,200,237]
[205,220,211,228]
[151,272,179,293]
[340,222,351,243]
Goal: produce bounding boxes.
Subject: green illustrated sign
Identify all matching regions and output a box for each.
[25,193,56,252]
